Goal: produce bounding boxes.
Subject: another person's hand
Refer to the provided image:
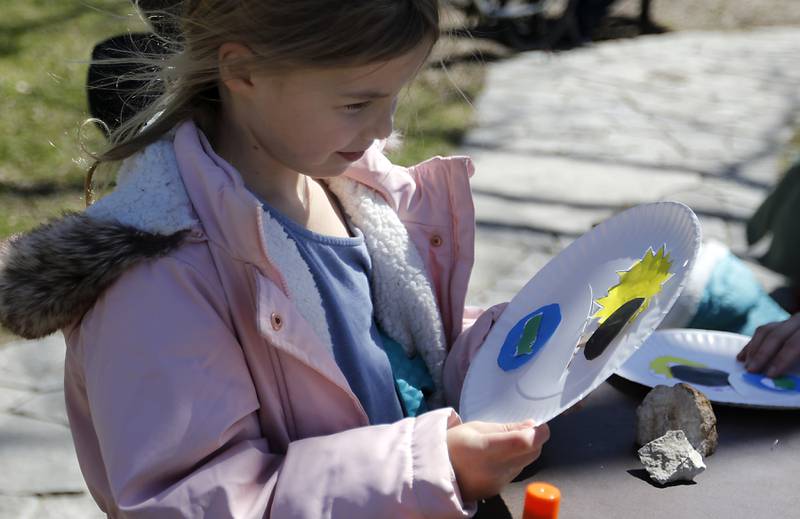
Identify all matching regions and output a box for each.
[447,420,550,502]
[737,314,800,377]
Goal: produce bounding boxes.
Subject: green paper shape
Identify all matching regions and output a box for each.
[774,376,797,391]
[515,313,542,357]
[649,356,706,378]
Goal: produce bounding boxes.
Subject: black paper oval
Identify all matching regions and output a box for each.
[584,297,645,360]
[670,364,730,387]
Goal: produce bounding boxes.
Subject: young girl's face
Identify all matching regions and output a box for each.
[226,41,432,179]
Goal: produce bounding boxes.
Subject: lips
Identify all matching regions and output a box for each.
[337,150,366,162]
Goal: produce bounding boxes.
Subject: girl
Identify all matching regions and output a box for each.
[0,1,549,517]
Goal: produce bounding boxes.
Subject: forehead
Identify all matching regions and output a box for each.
[278,40,433,95]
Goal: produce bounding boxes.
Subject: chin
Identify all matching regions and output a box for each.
[310,162,351,178]
[312,168,349,179]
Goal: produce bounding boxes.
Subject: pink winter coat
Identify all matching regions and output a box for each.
[0,121,506,517]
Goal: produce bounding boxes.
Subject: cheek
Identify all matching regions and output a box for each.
[308,116,361,148]
[277,122,350,164]
[249,101,360,159]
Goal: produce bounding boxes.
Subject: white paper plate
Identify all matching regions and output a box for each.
[617,329,800,408]
[460,202,701,424]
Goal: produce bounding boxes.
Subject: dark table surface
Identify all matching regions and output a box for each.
[481,376,800,519]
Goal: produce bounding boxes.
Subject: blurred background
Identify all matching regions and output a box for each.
[0,1,797,230]
[2,1,798,243]
[0,1,799,516]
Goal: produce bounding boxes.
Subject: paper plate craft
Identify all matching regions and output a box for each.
[460,202,701,424]
[617,328,800,408]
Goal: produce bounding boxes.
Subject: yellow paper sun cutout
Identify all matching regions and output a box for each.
[593,245,673,324]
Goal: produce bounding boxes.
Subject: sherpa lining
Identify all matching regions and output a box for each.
[86,140,199,234]
[259,209,334,356]
[0,135,448,393]
[328,177,447,394]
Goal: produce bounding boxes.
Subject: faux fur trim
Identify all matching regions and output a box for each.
[0,214,186,339]
[327,177,448,395]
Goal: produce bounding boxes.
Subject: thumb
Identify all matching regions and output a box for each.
[464,420,535,434]
[485,425,540,455]
[502,419,537,432]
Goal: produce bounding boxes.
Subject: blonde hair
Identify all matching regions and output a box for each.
[86,0,440,203]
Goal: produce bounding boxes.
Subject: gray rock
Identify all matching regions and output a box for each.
[638,429,706,484]
[636,383,718,456]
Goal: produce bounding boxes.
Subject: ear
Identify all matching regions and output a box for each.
[218,42,255,94]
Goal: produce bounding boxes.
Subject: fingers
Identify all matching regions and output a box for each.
[743,316,800,374]
[765,327,800,377]
[484,423,550,458]
[466,419,536,435]
[537,423,550,445]
[505,424,550,468]
[504,419,537,433]
[448,421,550,501]
[737,322,780,361]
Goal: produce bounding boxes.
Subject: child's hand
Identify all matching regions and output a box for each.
[737,314,800,377]
[447,420,550,502]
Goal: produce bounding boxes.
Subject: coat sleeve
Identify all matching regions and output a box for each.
[443,303,508,410]
[72,253,473,518]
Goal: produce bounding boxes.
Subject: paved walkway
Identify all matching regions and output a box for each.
[467,27,800,307]
[1,26,799,517]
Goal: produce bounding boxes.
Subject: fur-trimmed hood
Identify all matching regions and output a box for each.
[0,121,450,390]
[0,139,196,340]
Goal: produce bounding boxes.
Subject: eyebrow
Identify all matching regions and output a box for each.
[341,91,391,100]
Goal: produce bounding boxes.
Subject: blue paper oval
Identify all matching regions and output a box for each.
[497,304,562,372]
[741,372,800,394]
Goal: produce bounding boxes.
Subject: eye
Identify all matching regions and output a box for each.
[343,101,370,113]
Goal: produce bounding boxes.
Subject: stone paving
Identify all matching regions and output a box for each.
[0,335,102,517]
[1,26,799,517]
[467,27,800,307]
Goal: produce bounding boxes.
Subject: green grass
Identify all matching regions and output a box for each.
[389,62,485,166]
[0,0,145,236]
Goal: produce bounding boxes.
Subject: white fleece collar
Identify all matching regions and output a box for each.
[87,140,198,234]
[86,139,447,393]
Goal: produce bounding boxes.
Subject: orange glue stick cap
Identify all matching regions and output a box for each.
[523,481,561,519]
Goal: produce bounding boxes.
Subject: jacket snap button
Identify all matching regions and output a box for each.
[430,234,443,247]
[270,313,283,331]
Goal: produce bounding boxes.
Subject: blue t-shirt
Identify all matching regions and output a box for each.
[261,203,404,425]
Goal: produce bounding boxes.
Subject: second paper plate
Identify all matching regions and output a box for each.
[618,329,800,408]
